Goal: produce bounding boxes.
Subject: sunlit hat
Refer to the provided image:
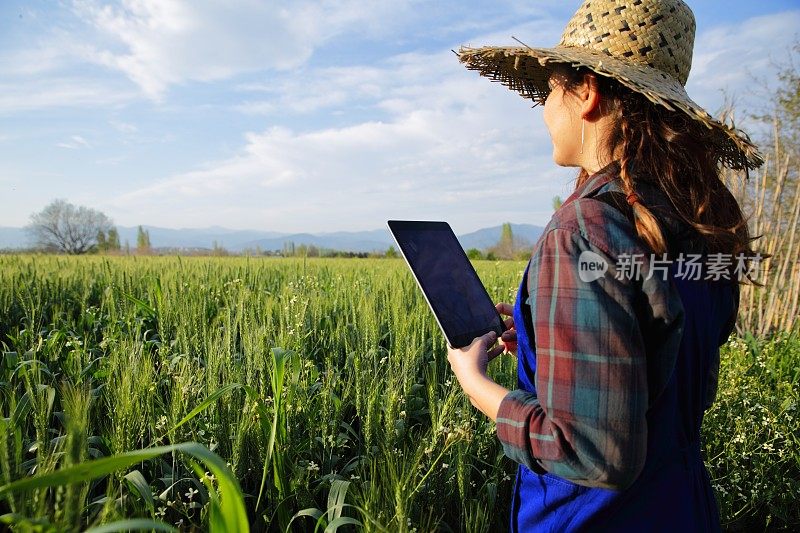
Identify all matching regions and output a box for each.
[457,0,763,170]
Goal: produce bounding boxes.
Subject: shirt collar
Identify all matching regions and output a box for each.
[562,160,621,207]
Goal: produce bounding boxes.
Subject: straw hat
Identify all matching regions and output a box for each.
[457,0,763,171]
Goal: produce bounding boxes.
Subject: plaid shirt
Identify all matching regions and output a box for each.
[495,162,730,490]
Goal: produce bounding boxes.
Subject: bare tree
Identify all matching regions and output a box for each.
[27,199,113,254]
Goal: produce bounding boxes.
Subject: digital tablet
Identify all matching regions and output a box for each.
[387,220,506,348]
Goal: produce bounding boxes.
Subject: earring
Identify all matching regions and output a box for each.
[580,119,585,154]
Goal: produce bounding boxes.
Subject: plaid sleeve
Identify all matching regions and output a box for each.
[496,226,649,490]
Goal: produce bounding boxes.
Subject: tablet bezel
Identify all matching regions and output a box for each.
[387,220,506,348]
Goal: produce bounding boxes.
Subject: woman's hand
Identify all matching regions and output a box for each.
[446,331,504,396]
[496,302,517,356]
[446,331,510,421]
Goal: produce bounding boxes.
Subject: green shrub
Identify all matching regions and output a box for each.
[703,332,800,530]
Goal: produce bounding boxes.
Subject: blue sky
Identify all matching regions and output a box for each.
[1,1,798,234]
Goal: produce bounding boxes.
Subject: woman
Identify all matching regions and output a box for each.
[447,0,764,531]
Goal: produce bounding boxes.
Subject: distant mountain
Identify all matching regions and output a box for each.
[458,224,544,250]
[240,229,393,253]
[0,223,545,253]
[0,227,30,249]
[114,226,288,250]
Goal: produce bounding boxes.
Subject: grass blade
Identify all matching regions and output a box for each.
[324,516,362,533]
[168,383,242,435]
[83,518,177,533]
[326,480,350,522]
[123,470,154,514]
[0,442,249,533]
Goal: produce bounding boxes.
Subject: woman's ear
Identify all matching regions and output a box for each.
[580,73,602,119]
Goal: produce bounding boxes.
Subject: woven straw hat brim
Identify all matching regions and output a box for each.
[458,44,764,171]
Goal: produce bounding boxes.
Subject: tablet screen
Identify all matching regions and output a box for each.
[388,220,505,348]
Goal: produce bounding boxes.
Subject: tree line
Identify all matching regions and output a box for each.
[23,201,552,259]
[26,199,152,254]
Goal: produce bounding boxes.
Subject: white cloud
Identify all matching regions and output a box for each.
[0,45,74,78]
[687,10,800,126]
[0,0,549,113]
[0,78,137,114]
[9,3,795,233]
[233,17,564,117]
[56,135,92,149]
[109,120,138,134]
[109,48,571,232]
[109,7,800,233]
[0,22,139,114]
[72,0,418,99]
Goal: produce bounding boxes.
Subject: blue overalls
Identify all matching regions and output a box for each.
[509,259,734,531]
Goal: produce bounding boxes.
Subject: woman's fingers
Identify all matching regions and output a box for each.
[487,344,505,361]
[500,329,518,357]
[496,303,515,332]
[493,303,519,357]
[501,330,517,343]
[495,302,513,317]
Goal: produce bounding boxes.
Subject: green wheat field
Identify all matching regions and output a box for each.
[1,255,798,532]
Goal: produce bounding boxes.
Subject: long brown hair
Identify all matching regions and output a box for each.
[551,64,764,285]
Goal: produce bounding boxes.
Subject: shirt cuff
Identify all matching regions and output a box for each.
[496,389,548,475]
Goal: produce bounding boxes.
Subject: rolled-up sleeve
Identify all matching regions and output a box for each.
[496,226,649,490]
